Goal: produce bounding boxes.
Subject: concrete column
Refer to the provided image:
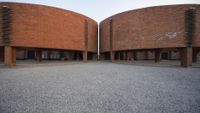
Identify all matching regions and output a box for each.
[155,49,160,63]
[110,51,115,62]
[4,46,16,66]
[127,51,133,61]
[35,49,41,63]
[180,47,192,67]
[83,51,87,62]
[126,52,130,61]
[123,52,127,60]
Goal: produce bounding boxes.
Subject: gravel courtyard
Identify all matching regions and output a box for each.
[0,61,200,113]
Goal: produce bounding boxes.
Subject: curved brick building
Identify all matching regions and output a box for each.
[100,4,200,67]
[0,2,98,66]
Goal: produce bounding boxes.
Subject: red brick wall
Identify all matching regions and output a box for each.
[100,4,200,53]
[100,20,111,52]
[193,6,200,47]
[0,3,97,53]
[88,19,98,52]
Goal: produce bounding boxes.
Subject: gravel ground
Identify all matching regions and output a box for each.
[0,61,200,113]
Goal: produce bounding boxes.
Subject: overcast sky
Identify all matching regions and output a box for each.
[0,0,199,22]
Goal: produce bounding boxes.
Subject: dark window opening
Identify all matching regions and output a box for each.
[27,50,35,59]
[161,52,169,60]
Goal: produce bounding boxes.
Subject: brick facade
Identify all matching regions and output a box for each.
[0,3,98,52]
[0,2,98,66]
[100,4,200,67]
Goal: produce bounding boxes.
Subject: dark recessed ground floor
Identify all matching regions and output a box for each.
[100,47,200,67]
[0,46,97,66]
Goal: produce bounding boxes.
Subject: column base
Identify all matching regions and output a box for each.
[35,48,42,63]
[83,51,87,62]
[155,49,161,63]
[181,47,192,67]
[4,46,16,66]
[110,51,115,62]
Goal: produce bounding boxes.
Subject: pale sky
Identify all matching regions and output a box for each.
[0,0,199,22]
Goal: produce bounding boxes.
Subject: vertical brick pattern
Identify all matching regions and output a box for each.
[193,6,200,47]
[84,19,88,51]
[110,18,113,51]
[1,6,12,44]
[87,19,98,52]
[100,19,110,52]
[184,8,196,47]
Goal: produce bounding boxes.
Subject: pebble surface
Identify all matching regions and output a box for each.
[0,62,200,113]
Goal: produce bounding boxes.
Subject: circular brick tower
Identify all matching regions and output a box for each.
[0,2,98,66]
[100,4,200,67]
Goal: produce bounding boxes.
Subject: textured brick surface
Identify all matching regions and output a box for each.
[0,3,97,53]
[100,4,200,53]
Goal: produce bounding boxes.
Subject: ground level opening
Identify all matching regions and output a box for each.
[0,46,97,66]
[100,47,200,67]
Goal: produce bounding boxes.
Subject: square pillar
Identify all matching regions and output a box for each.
[110,51,115,62]
[123,52,127,60]
[155,49,160,63]
[83,51,87,62]
[35,49,41,63]
[4,46,16,66]
[181,47,192,67]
